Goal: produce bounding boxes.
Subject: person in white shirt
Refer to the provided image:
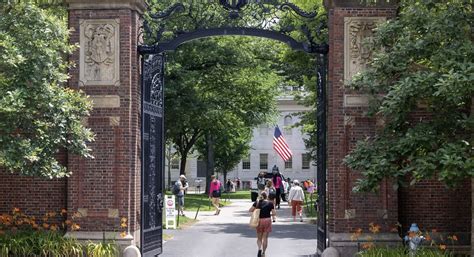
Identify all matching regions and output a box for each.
[287,180,305,222]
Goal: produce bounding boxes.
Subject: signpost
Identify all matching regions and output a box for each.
[165,195,177,230]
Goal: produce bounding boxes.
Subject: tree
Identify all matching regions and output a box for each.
[270,0,327,162]
[343,0,473,192]
[165,36,279,176]
[195,112,253,184]
[0,3,93,178]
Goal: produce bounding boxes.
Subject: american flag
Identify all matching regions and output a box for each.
[273,126,292,161]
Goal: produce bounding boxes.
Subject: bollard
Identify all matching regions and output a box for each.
[123,245,141,257]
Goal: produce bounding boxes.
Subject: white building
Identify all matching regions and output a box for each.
[166,94,316,189]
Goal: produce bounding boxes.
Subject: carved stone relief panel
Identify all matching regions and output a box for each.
[79,19,120,86]
[344,17,385,82]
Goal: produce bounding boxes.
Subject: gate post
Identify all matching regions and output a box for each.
[324,1,399,256]
[65,0,146,247]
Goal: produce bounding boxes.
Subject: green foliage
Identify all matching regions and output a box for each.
[357,247,454,257]
[165,36,280,174]
[344,0,474,191]
[0,230,83,257]
[86,240,119,257]
[0,3,93,178]
[278,0,327,161]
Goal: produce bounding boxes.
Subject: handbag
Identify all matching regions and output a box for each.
[249,202,261,228]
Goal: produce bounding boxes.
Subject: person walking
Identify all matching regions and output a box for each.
[272,171,284,209]
[287,179,305,222]
[256,172,266,193]
[264,180,277,213]
[209,174,222,215]
[175,175,188,216]
[249,191,276,257]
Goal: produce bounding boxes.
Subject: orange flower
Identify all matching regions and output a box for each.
[361,242,375,249]
[61,209,68,215]
[32,223,39,229]
[369,223,381,234]
[120,231,127,238]
[439,244,447,250]
[71,223,80,231]
[452,235,458,241]
[50,224,58,231]
[350,228,363,241]
[65,219,72,226]
[425,234,432,241]
[42,223,50,229]
[12,208,20,213]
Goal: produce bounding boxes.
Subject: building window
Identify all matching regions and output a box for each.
[302,153,311,170]
[284,157,292,170]
[242,155,251,170]
[259,124,269,136]
[284,115,292,135]
[259,153,268,170]
[171,158,179,169]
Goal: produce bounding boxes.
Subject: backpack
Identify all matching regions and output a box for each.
[268,188,277,198]
[257,178,266,190]
[172,181,180,195]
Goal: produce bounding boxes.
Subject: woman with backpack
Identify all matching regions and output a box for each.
[209,174,222,215]
[264,180,277,218]
[249,191,276,257]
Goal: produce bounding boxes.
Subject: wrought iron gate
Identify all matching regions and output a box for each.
[316,53,328,256]
[138,1,328,256]
[140,53,165,257]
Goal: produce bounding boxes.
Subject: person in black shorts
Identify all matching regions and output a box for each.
[249,191,276,257]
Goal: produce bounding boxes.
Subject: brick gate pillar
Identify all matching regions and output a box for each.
[324,1,400,256]
[65,0,145,246]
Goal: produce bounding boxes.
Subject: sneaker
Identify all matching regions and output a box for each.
[217,209,221,215]
[257,250,262,257]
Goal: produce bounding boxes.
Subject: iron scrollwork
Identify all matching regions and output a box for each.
[142,0,322,53]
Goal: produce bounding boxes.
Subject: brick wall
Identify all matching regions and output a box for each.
[0,170,67,218]
[327,6,398,233]
[0,150,68,221]
[326,1,471,246]
[67,8,142,232]
[399,179,471,243]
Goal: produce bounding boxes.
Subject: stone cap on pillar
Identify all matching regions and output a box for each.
[324,0,399,9]
[66,0,147,14]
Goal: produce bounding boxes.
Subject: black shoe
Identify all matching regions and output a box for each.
[258,250,262,257]
[277,205,280,209]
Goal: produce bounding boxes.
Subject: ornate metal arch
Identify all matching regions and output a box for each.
[139,0,328,54]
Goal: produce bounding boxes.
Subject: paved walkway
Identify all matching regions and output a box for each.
[162,199,318,257]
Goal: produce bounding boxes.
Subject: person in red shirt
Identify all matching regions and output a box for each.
[209,174,222,215]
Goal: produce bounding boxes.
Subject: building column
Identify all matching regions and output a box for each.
[65,0,146,246]
[324,1,399,256]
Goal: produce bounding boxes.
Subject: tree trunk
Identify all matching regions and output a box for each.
[179,154,187,175]
[223,171,228,190]
[167,144,172,190]
[205,133,215,195]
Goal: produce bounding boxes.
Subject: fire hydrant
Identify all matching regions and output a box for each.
[404,223,425,257]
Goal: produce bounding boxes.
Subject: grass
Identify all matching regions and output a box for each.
[356,247,456,257]
[303,192,317,218]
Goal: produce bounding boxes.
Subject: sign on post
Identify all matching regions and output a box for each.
[165,195,177,230]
